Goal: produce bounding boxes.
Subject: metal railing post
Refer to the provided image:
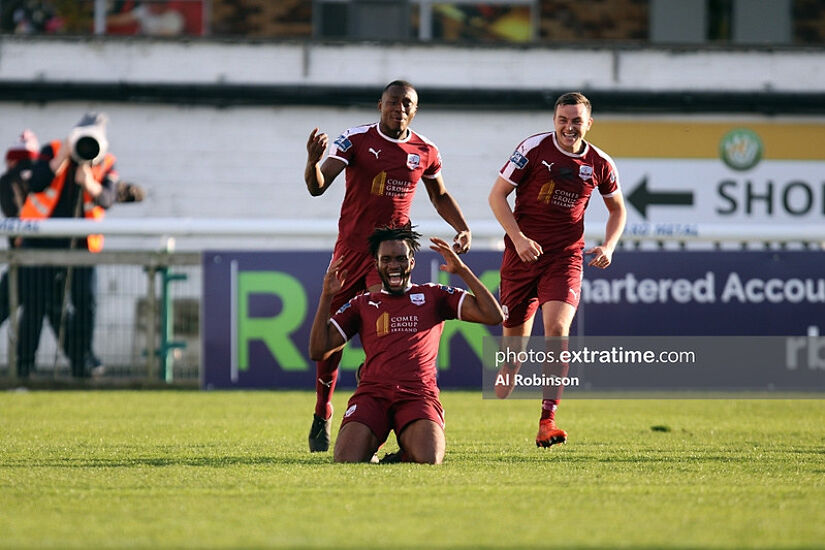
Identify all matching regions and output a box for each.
[159,267,188,383]
[8,261,18,381]
[145,265,158,380]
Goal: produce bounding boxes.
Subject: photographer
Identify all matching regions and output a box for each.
[17,113,118,379]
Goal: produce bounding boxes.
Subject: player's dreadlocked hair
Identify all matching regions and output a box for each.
[368,223,422,258]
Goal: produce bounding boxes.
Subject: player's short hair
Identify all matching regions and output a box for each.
[554,92,591,116]
[368,223,422,258]
[383,80,415,95]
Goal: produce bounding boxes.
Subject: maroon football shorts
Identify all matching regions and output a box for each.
[329,243,383,313]
[499,246,583,328]
[339,382,445,444]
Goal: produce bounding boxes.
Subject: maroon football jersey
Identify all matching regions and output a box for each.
[330,283,466,389]
[499,131,620,253]
[328,123,442,254]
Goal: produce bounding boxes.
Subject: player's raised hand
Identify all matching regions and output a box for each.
[452,230,471,255]
[306,128,328,164]
[431,237,467,274]
[322,257,347,296]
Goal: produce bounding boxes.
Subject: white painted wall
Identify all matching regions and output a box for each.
[2,37,825,91]
[2,37,824,249]
[0,100,554,249]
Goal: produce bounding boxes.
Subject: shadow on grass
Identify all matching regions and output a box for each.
[5,455,335,468]
[457,445,825,465]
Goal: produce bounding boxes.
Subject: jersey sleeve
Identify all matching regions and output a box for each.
[329,297,360,342]
[499,145,530,186]
[432,284,467,321]
[327,128,357,166]
[423,145,442,179]
[499,134,548,187]
[598,158,621,197]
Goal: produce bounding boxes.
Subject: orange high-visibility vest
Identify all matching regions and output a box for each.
[20,140,113,252]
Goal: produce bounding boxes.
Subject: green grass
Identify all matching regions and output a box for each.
[1,391,824,549]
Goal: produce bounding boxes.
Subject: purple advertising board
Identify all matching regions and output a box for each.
[202,250,824,389]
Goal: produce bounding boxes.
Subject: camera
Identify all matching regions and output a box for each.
[68,113,109,164]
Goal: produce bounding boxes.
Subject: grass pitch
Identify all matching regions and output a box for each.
[1,391,824,549]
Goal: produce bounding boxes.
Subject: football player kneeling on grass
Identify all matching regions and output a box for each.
[309,224,503,464]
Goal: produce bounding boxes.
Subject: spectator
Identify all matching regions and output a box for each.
[0,130,39,327]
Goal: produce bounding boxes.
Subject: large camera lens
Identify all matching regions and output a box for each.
[74,136,100,162]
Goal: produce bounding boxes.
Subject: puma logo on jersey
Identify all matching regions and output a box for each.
[542,161,554,173]
[368,300,381,308]
[369,148,381,159]
[568,288,579,301]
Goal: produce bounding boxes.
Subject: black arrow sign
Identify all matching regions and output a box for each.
[627,176,694,219]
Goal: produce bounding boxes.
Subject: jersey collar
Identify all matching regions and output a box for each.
[376,123,413,144]
[551,131,589,158]
[380,283,414,295]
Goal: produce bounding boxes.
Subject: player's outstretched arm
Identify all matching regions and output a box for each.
[304,128,345,197]
[422,175,471,254]
[309,258,348,360]
[586,192,627,269]
[430,237,504,325]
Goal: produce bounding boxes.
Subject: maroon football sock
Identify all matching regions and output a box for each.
[314,350,343,419]
[540,399,558,421]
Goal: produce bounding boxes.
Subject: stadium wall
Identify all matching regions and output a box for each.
[2,37,823,248]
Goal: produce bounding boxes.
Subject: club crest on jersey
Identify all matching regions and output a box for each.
[410,293,426,306]
[333,135,352,152]
[406,153,421,170]
[509,151,528,169]
[579,165,593,181]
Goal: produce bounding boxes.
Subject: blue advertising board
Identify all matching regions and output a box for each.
[202,251,824,389]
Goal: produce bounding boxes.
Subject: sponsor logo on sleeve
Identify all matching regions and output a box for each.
[336,302,352,315]
[333,135,352,152]
[437,284,455,294]
[509,151,528,169]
